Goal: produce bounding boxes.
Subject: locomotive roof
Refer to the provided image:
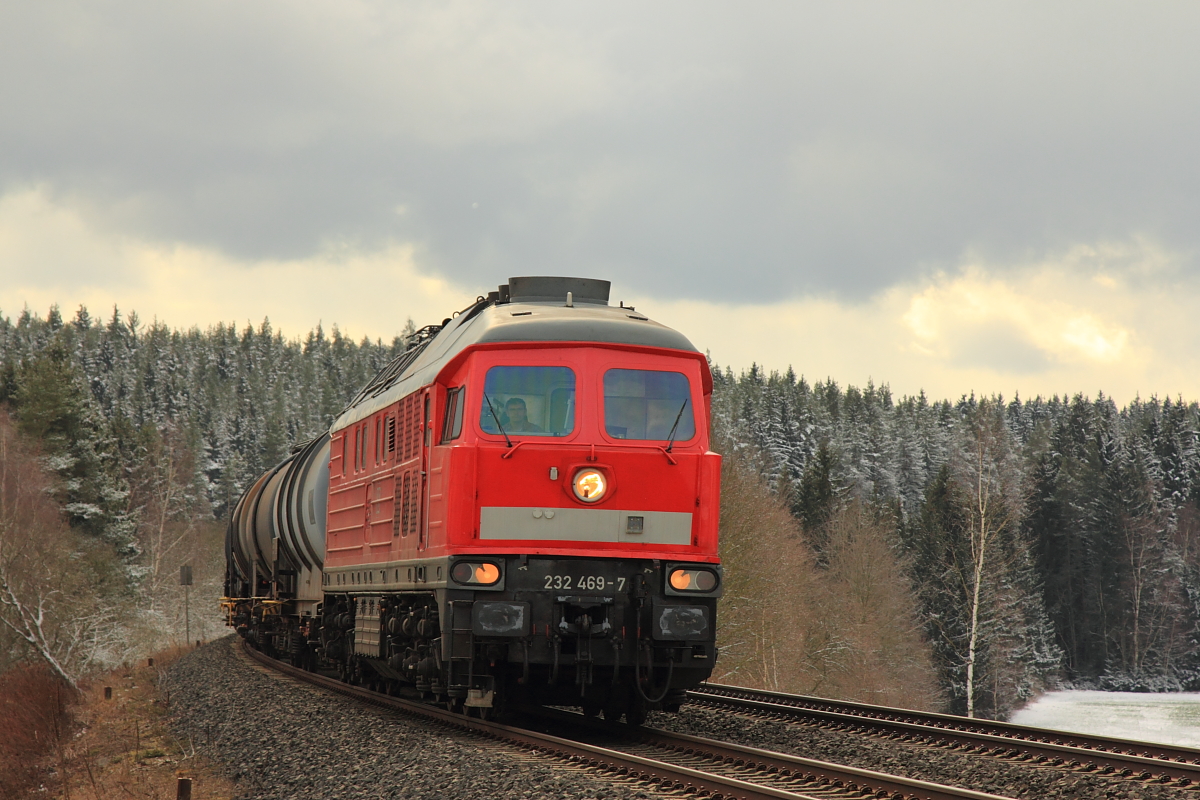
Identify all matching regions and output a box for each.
[333,287,701,429]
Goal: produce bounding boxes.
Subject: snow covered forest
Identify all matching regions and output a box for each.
[714,364,1200,714]
[0,305,409,683]
[4,302,1200,719]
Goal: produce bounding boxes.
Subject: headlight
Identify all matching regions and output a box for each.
[572,469,607,503]
[668,568,719,592]
[451,561,501,586]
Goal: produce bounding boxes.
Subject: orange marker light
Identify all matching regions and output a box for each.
[669,567,719,592]
[475,562,500,584]
[669,569,692,590]
[573,469,607,503]
[451,561,501,585]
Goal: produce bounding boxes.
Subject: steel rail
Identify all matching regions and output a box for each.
[690,683,1200,786]
[238,641,1014,800]
[525,705,1017,800]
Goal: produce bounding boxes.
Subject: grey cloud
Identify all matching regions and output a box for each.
[3,1,1200,303]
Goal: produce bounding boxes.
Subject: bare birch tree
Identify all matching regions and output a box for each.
[0,412,81,686]
[950,400,1026,717]
[127,423,204,618]
[715,433,938,708]
[0,411,130,683]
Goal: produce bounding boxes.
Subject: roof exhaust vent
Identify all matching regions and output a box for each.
[507,276,610,305]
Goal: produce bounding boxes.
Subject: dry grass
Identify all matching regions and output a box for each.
[0,645,239,800]
[0,662,74,799]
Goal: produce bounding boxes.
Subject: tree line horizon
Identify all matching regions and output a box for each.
[2,302,1198,720]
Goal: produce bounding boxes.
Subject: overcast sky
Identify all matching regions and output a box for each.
[3,2,1200,403]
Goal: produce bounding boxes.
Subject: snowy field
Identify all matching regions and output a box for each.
[1010,691,1200,749]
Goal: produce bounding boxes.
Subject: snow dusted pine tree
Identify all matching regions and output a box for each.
[8,307,1200,708]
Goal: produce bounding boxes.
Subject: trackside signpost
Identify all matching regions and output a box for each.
[181,565,193,646]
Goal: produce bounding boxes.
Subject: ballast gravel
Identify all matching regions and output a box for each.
[170,638,1193,800]
[165,637,662,800]
[646,705,1196,800]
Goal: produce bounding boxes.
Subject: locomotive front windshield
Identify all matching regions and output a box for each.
[480,366,576,436]
[604,369,695,441]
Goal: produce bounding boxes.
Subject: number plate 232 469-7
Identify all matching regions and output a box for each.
[543,575,626,591]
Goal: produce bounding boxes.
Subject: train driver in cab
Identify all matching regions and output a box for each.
[504,397,543,433]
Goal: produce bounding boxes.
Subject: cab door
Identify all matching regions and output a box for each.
[418,388,432,552]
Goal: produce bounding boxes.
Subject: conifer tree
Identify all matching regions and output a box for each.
[794,441,838,559]
[10,336,139,587]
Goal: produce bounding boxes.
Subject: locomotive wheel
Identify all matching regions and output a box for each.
[602,693,625,723]
[581,698,602,718]
[625,695,647,727]
[603,687,631,723]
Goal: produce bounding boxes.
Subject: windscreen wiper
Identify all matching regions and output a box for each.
[483,393,513,447]
[664,398,689,453]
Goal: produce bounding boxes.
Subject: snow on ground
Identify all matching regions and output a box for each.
[1010,691,1200,749]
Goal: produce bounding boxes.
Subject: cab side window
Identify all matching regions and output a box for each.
[442,387,466,442]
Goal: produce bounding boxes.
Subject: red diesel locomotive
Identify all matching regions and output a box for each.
[224,276,722,723]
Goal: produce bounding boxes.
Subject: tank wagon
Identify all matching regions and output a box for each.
[223,276,722,723]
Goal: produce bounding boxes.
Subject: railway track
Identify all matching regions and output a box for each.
[239,642,1017,800]
[689,683,1200,788]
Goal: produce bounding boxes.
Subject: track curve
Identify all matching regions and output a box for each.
[689,683,1200,788]
[240,641,1018,800]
